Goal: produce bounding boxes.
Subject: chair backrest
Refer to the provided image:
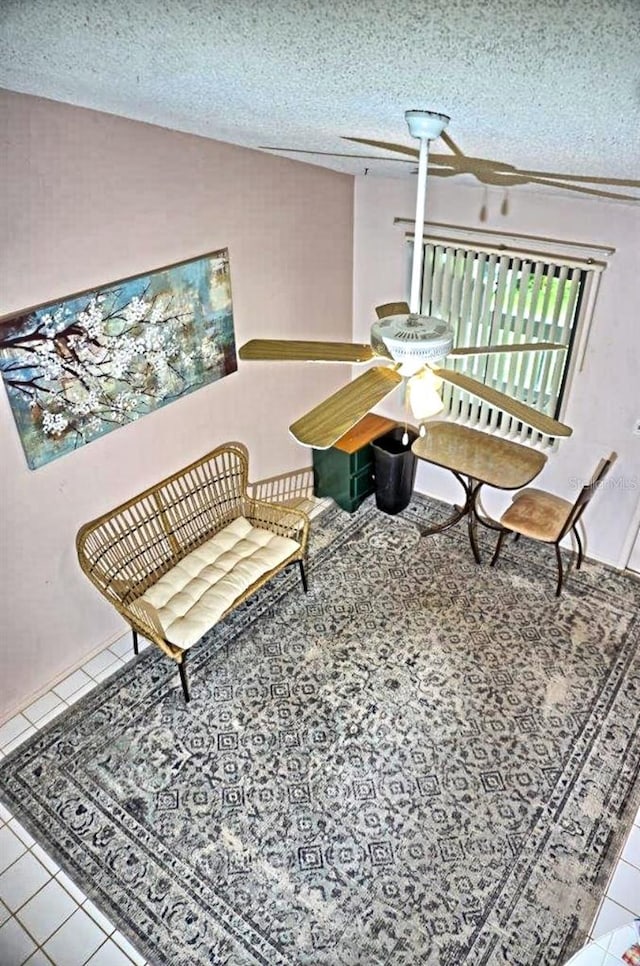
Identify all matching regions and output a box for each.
[559,451,617,540]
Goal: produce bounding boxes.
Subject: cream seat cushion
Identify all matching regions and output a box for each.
[500,488,573,542]
[140,516,300,650]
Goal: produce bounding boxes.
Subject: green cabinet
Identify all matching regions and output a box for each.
[312,413,396,513]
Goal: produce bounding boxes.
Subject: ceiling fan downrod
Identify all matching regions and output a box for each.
[405,110,450,314]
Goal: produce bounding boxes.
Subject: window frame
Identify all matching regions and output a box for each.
[408,232,604,448]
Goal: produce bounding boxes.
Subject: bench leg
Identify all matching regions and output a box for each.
[298,559,308,594]
[132,629,139,656]
[178,653,190,703]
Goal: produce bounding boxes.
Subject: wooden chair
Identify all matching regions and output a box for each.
[490,453,617,596]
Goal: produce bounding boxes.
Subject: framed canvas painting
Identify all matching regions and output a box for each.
[0,248,237,469]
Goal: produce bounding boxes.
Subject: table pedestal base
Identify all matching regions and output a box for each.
[417,475,505,564]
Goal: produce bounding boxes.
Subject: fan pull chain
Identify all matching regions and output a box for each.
[402,387,410,446]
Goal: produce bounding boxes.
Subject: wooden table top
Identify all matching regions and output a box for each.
[411,421,547,490]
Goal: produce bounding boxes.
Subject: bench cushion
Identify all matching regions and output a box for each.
[140,516,300,650]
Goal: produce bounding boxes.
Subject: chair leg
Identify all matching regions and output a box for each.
[132,629,139,656]
[491,530,507,568]
[573,527,584,569]
[555,543,564,597]
[514,533,521,543]
[178,653,190,703]
[298,559,308,594]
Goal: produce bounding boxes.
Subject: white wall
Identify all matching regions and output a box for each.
[0,91,354,719]
[354,175,640,567]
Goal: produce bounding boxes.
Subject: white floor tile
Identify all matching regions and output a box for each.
[594,921,640,957]
[35,707,67,729]
[44,907,107,966]
[82,651,121,680]
[621,824,640,870]
[2,728,37,756]
[17,878,78,944]
[0,800,13,824]
[567,946,623,966]
[85,938,133,966]
[592,897,631,938]
[606,859,640,915]
[0,853,50,912]
[30,845,59,876]
[93,659,124,683]
[0,826,27,874]
[0,716,31,750]
[65,683,97,706]
[82,898,115,936]
[111,930,146,965]
[8,819,35,849]
[55,870,85,905]
[52,670,93,702]
[108,636,134,659]
[0,899,10,926]
[0,916,37,966]
[23,693,64,726]
[24,951,55,965]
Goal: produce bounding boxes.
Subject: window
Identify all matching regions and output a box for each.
[417,240,592,446]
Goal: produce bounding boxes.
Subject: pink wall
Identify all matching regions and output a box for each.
[0,91,353,718]
[353,175,640,567]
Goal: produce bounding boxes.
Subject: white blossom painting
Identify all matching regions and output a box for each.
[0,249,237,469]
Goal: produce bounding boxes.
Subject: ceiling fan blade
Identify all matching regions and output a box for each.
[375,301,410,319]
[525,175,639,202]
[449,341,567,357]
[239,339,377,363]
[432,366,572,437]
[259,146,414,164]
[342,136,419,159]
[290,367,402,449]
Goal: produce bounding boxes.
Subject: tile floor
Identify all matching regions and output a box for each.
[0,633,151,965]
[0,518,638,963]
[0,497,332,966]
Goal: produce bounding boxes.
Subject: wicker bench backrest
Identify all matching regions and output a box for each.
[76,443,249,607]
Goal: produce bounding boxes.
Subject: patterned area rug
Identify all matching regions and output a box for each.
[2,496,640,966]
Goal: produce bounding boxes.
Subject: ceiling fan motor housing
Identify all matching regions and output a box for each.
[371,314,454,365]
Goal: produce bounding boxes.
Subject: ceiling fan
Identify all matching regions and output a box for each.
[240,110,573,450]
[261,128,640,203]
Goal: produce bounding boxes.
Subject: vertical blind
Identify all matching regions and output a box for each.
[418,241,587,447]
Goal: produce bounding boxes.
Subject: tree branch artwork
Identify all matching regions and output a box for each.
[0,249,237,469]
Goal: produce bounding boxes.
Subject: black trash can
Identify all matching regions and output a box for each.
[371,427,418,515]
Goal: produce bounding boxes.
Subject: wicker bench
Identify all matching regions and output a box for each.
[76,443,309,702]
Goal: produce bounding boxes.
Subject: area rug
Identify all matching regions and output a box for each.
[1,495,640,966]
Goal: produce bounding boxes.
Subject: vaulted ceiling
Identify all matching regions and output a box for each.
[1,0,639,197]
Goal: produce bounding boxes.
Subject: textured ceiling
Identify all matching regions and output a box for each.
[1,0,639,191]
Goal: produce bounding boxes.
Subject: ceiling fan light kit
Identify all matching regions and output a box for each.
[238,109,574,449]
[407,368,445,421]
